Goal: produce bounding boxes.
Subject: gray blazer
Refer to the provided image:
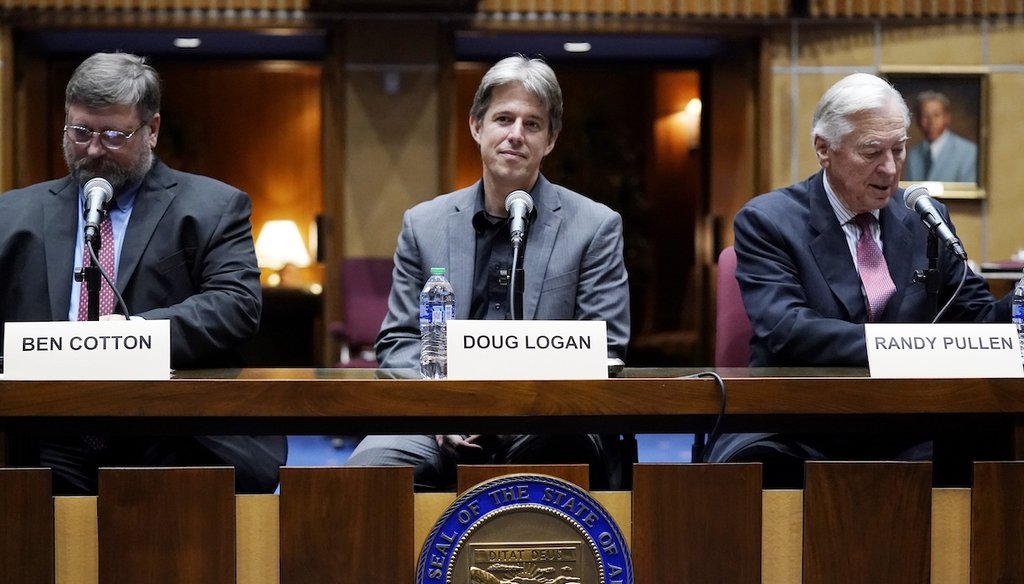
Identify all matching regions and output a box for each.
[376,175,631,368]
[903,131,978,183]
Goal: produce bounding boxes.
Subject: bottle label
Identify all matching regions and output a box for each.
[421,301,454,324]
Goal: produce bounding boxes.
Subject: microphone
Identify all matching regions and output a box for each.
[504,190,534,248]
[904,183,968,261]
[82,177,113,243]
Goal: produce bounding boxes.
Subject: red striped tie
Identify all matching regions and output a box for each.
[77,213,116,320]
[853,213,897,322]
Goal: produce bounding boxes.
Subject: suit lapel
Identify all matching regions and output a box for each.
[878,197,916,319]
[522,176,560,320]
[118,161,175,290]
[43,178,80,319]
[807,173,867,321]
[447,185,478,320]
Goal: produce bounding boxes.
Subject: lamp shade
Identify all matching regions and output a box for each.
[254,220,312,269]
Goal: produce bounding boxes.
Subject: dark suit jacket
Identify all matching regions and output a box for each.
[0,159,286,492]
[735,171,1008,368]
[376,175,631,368]
[709,171,1010,462]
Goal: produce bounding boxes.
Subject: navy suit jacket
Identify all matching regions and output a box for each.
[376,175,631,369]
[0,159,286,492]
[708,171,1010,463]
[735,171,1008,367]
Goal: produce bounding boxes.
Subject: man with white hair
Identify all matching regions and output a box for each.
[709,73,1009,487]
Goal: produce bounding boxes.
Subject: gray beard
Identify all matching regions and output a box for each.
[63,139,154,193]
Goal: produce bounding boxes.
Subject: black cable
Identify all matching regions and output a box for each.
[86,242,131,318]
[679,371,727,463]
[932,258,968,324]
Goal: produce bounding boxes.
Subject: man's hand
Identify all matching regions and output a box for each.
[99,314,127,321]
[436,434,484,458]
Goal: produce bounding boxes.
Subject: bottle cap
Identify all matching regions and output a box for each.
[430,267,446,275]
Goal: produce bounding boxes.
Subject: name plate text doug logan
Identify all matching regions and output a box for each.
[446,320,608,380]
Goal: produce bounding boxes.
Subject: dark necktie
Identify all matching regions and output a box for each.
[77,213,116,320]
[853,213,897,322]
[922,146,933,180]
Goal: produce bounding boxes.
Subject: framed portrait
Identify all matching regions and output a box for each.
[883,69,987,199]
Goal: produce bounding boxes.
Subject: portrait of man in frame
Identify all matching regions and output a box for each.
[885,71,986,199]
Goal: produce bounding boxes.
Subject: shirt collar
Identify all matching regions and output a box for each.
[472,183,540,233]
[822,169,880,226]
[928,129,950,153]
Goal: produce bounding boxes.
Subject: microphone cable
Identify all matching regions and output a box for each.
[84,241,131,319]
[679,370,727,463]
[932,257,968,324]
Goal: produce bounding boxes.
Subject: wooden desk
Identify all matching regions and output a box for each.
[1,368,1022,451]
[3,369,1024,583]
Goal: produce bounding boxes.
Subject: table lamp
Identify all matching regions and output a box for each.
[254,219,312,287]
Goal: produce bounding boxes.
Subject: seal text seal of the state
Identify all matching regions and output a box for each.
[417,473,632,584]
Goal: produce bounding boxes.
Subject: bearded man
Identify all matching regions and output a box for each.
[0,52,286,495]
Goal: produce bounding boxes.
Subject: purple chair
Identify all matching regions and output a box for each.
[329,257,394,368]
[714,246,752,368]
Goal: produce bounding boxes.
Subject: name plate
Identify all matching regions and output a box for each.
[865,323,1023,378]
[3,320,171,380]
[447,320,608,380]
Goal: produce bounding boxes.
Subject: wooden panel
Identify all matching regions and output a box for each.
[932,488,969,584]
[803,462,931,584]
[280,467,414,584]
[457,464,590,494]
[236,495,279,584]
[0,468,53,584]
[763,489,803,583]
[971,461,1024,582]
[97,467,235,584]
[55,497,97,584]
[632,463,762,582]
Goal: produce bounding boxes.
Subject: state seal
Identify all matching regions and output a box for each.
[417,473,632,584]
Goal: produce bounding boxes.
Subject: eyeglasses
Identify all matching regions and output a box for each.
[64,122,148,150]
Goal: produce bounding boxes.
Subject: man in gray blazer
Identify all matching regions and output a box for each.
[0,52,286,495]
[903,91,978,183]
[347,55,631,489]
[708,73,1008,487]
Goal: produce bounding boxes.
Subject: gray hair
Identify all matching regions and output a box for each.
[65,52,161,122]
[811,73,909,149]
[470,54,563,136]
[915,90,951,115]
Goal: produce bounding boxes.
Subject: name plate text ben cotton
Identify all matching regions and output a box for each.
[3,320,171,380]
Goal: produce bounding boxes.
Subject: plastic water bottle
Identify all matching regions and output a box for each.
[1013,274,1024,361]
[419,267,455,379]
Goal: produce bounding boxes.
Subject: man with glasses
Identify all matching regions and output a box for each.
[0,52,286,495]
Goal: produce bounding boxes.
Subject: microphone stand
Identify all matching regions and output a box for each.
[75,231,103,322]
[913,231,940,322]
[510,242,525,321]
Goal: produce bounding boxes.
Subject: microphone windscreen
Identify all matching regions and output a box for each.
[84,177,114,203]
[504,190,534,213]
[903,183,930,210]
